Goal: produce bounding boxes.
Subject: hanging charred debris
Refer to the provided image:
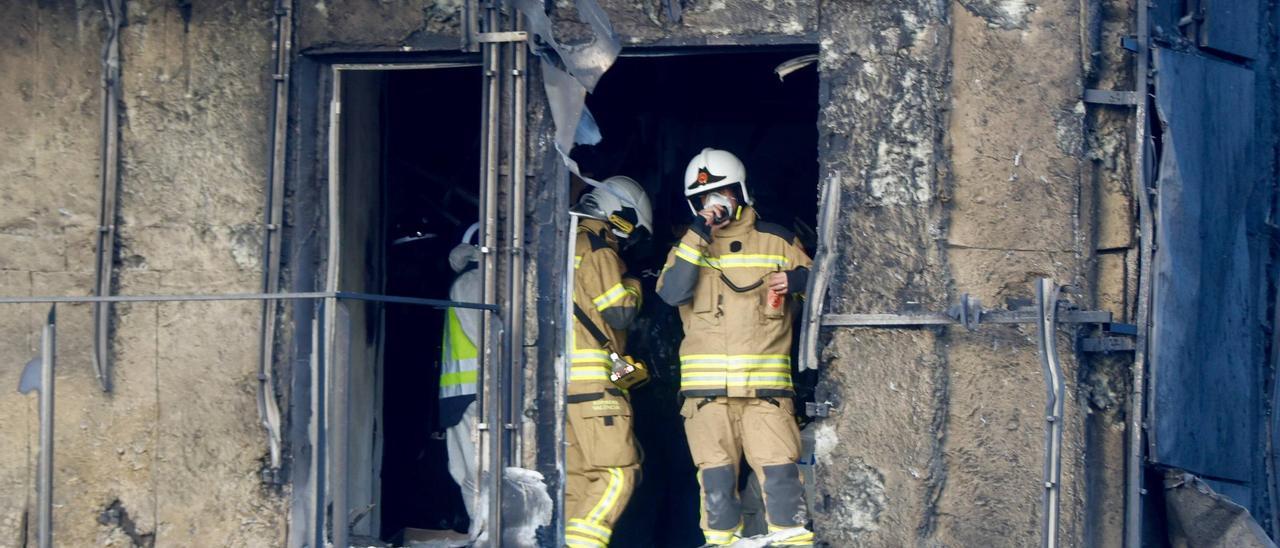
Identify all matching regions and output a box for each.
[1,0,1279,547]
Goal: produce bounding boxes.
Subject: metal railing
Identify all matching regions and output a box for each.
[7,290,494,548]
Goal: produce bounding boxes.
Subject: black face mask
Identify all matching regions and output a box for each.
[620,226,650,250]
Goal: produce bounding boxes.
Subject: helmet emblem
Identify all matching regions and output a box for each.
[691,168,726,189]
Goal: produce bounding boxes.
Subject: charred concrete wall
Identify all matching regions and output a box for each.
[0,1,1139,546]
[0,2,285,546]
[813,0,1110,545]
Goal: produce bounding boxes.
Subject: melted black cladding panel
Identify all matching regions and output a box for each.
[1148,47,1259,490]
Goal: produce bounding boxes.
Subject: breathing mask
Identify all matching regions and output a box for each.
[703,192,735,224]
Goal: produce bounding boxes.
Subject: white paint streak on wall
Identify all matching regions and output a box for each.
[999,0,1030,22]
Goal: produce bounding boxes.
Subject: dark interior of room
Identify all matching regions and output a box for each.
[378,65,482,540]
[570,47,820,547]
[357,48,817,545]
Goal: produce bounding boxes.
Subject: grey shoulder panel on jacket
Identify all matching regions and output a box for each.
[657,258,699,306]
[754,220,798,245]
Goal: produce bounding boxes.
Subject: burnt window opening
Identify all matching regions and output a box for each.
[570,47,820,547]
[331,65,483,543]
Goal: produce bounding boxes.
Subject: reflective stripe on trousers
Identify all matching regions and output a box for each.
[566,518,613,547]
[565,397,638,547]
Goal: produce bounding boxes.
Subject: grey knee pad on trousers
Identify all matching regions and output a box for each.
[702,464,741,531]
[762,463,806,527]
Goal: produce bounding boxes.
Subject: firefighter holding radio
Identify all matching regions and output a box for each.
[565,175,654,548]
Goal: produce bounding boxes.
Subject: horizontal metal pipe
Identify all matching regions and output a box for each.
[822,313,955,327]
[0,291,499,310]
[821,309,1113,327]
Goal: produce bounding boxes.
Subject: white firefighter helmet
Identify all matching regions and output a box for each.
[572,175,654,242]
[683,147,749,214]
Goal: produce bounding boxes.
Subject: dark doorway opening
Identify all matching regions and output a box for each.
[332,64,483,543]
[378,66,483,541]
[570,47,821,547]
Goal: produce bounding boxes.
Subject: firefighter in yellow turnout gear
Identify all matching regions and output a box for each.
[566,176,653,548]
[658,149,815,547]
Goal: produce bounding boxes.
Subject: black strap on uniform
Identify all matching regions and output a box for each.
[573,302,615,351]
[567,393,603,404]
[718,272,765,293]
[567,388,625,404]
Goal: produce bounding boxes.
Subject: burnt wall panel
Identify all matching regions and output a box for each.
[811,2,953,545]
[584,0,817,45]
[939,0,1089,544]
[0,3,108,542]
[296,2,462,52]
[117,1,286,545]
[0,1,288,546]
[812,0,1093,545]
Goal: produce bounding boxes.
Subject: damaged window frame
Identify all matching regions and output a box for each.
[316,58,502,546]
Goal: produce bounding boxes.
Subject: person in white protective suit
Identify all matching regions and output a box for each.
[439,224,483,539]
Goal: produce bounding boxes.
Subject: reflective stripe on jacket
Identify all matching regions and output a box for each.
[656,207,812,397]
[571,219,642,395]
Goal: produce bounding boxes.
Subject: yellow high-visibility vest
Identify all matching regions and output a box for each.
[439,307,479,400]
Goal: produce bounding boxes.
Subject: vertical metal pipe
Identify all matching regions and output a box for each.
[461,0,481,52]
[37,306,55,548]
[330,301,351,548]
[499,12,516,474]
[257,0,294,475]
[311,300,328,548]
[506,10,528,468]
[479,1,505,539]
[93,0,124,393]
[1125,0,1152,544]
[1036,280,1064,548]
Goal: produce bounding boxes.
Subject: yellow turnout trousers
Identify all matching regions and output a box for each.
[682,396,812,546]
[565,391,640,547]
